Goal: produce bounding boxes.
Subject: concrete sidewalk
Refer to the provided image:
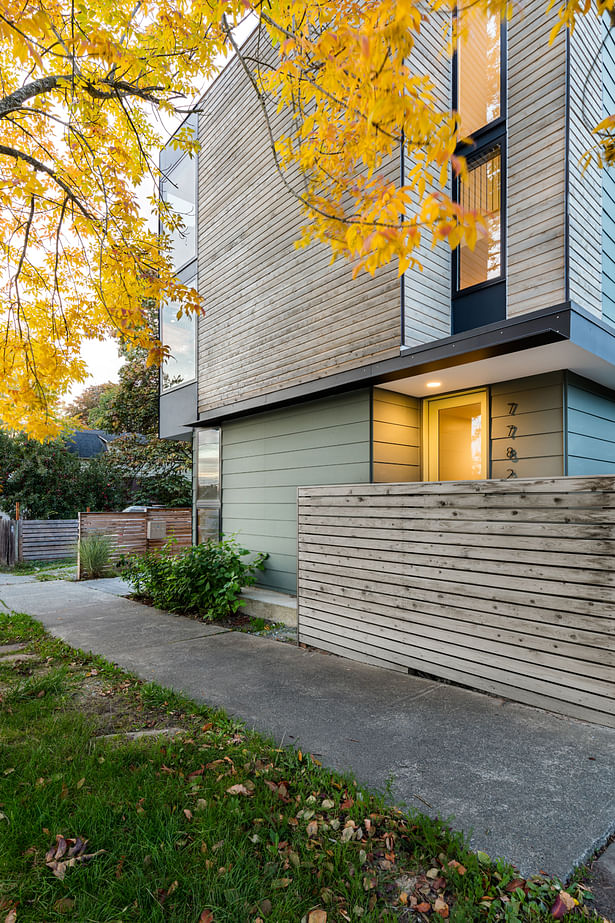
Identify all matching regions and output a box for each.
[1,577,614,882]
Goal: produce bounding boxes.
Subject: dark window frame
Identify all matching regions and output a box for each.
[451,15,507,301]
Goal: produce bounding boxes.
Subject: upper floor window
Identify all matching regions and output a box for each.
[457,10,501,138]
[161,153,197,272]
[160,270,197,391]
[453,9,505,303]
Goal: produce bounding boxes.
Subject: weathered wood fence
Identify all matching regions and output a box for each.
[78,508,191,578]
[18,519,78,562]
[297,476,615,728]
[0,519,16,565]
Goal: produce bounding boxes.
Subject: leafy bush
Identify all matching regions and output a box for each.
[121,538,267,620]
[79,534,112,579]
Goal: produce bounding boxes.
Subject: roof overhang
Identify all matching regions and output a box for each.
[189,301,615,426]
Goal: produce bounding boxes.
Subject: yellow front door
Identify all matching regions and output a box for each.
[423,389,488,481]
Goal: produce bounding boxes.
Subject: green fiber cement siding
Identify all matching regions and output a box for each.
[221,390,371,593]
[603,23,615,325]
[567,375,615,474]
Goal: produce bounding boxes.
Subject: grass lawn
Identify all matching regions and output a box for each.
[0,610,600,922]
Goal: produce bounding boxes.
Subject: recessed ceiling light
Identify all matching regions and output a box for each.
[426,381,442,388]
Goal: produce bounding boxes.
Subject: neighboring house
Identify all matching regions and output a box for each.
[66,429,119,459]
[159,5,615,597]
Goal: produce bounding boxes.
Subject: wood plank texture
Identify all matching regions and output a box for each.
[19,519,78,561]
[78,509,191,577]
[297,476,615,728]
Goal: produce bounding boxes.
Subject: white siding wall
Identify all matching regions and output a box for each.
[568,14,603,316]
[507,2,567,316]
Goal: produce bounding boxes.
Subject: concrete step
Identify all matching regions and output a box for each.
[240,587,297,627]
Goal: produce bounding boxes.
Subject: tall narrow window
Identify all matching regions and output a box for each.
[452,8,505,331]
[457,10,501,138]
[161,153,197,273]
[458,146,502,290]
[160,282,197,391]
[194,428,220,543]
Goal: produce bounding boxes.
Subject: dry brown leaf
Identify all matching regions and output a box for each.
[4,906,17,923]
[226,783,253,796]
[198,910,214,923]
[306,820,318,837]
[307,910,327,923]
[416,902,431,913]
[53,897,75,914]
[184,809,193,821]
[434,896,449,918]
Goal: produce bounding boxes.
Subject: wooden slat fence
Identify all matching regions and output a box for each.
[0,519,16,565]
[78,508,191,578]
[18,519,78,561]
[297,476,615,728]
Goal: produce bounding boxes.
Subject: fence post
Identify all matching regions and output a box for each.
[77,512,81,580]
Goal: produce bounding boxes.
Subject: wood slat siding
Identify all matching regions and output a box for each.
[221,391,371,594]
[403,10,451,347]
[568,14,603,317]
[603,25,615,326]
[197,32,400,416]
[567,376,615,474]
[78,509,191,576]
[490,373,564,479]
[0,519,16,566]
[507,2,567,316]
[19,520,78,561]
[297,477,615,727]
[372,389,421,482]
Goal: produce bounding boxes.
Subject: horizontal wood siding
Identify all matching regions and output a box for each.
[490,373,564,479]
[297,477,615,728]
[372,388,421,482]
[78,509,191,576]
[507,1,567,316]
[403,11,451,346]
[197,33,400,416]
[567,375,615,474]
[603,25,615,326]
[568,14,602,317]
[19,520,78,561]
[221,391,371,594]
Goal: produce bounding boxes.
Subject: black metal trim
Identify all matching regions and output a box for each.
[187,303,574,427]
[564,28,571,304]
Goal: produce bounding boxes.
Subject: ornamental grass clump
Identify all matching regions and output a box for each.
[78,534,112,579]
[121,537,267,620]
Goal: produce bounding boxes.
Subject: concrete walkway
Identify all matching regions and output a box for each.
[1,577,614,882]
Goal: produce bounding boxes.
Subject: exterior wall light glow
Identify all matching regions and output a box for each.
[426,381,442,388]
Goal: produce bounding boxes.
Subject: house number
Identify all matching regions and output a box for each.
[506,446,518,460]
[506,468,518,478]
[508,402,518,415]
[507,424,518,438]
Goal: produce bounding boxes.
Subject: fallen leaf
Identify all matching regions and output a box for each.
[76,778,85,789]
[306,820,318,837]
[4,904,17,923]
[416,901,431,913]
[226,783,253,796]
[167,880,179,897]
[53,897,75,914]
[198,911,214,923]
[505,877,526,892]
[447,859,466,876]
[551,891,576,919]
[426,867,439,879]
[308,911,327,923]
[434,896,449,918]
[271,877,292,889]
[321,799,334,810]
[184,809,193,821]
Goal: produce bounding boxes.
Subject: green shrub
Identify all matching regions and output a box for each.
[79,533,112,578]
[120,537,267,620]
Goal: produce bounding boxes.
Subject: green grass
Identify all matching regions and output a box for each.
[0,611,599,922]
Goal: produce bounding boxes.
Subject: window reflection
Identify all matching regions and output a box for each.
[162,154,196,272]
[194,429,220,543]
[161,286,196,390]
[457,9,501,137]
[458,147,501,289]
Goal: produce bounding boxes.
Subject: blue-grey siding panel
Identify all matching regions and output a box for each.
[221,391,371,594]
[603,25,615,326]
[566,377,615,474]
